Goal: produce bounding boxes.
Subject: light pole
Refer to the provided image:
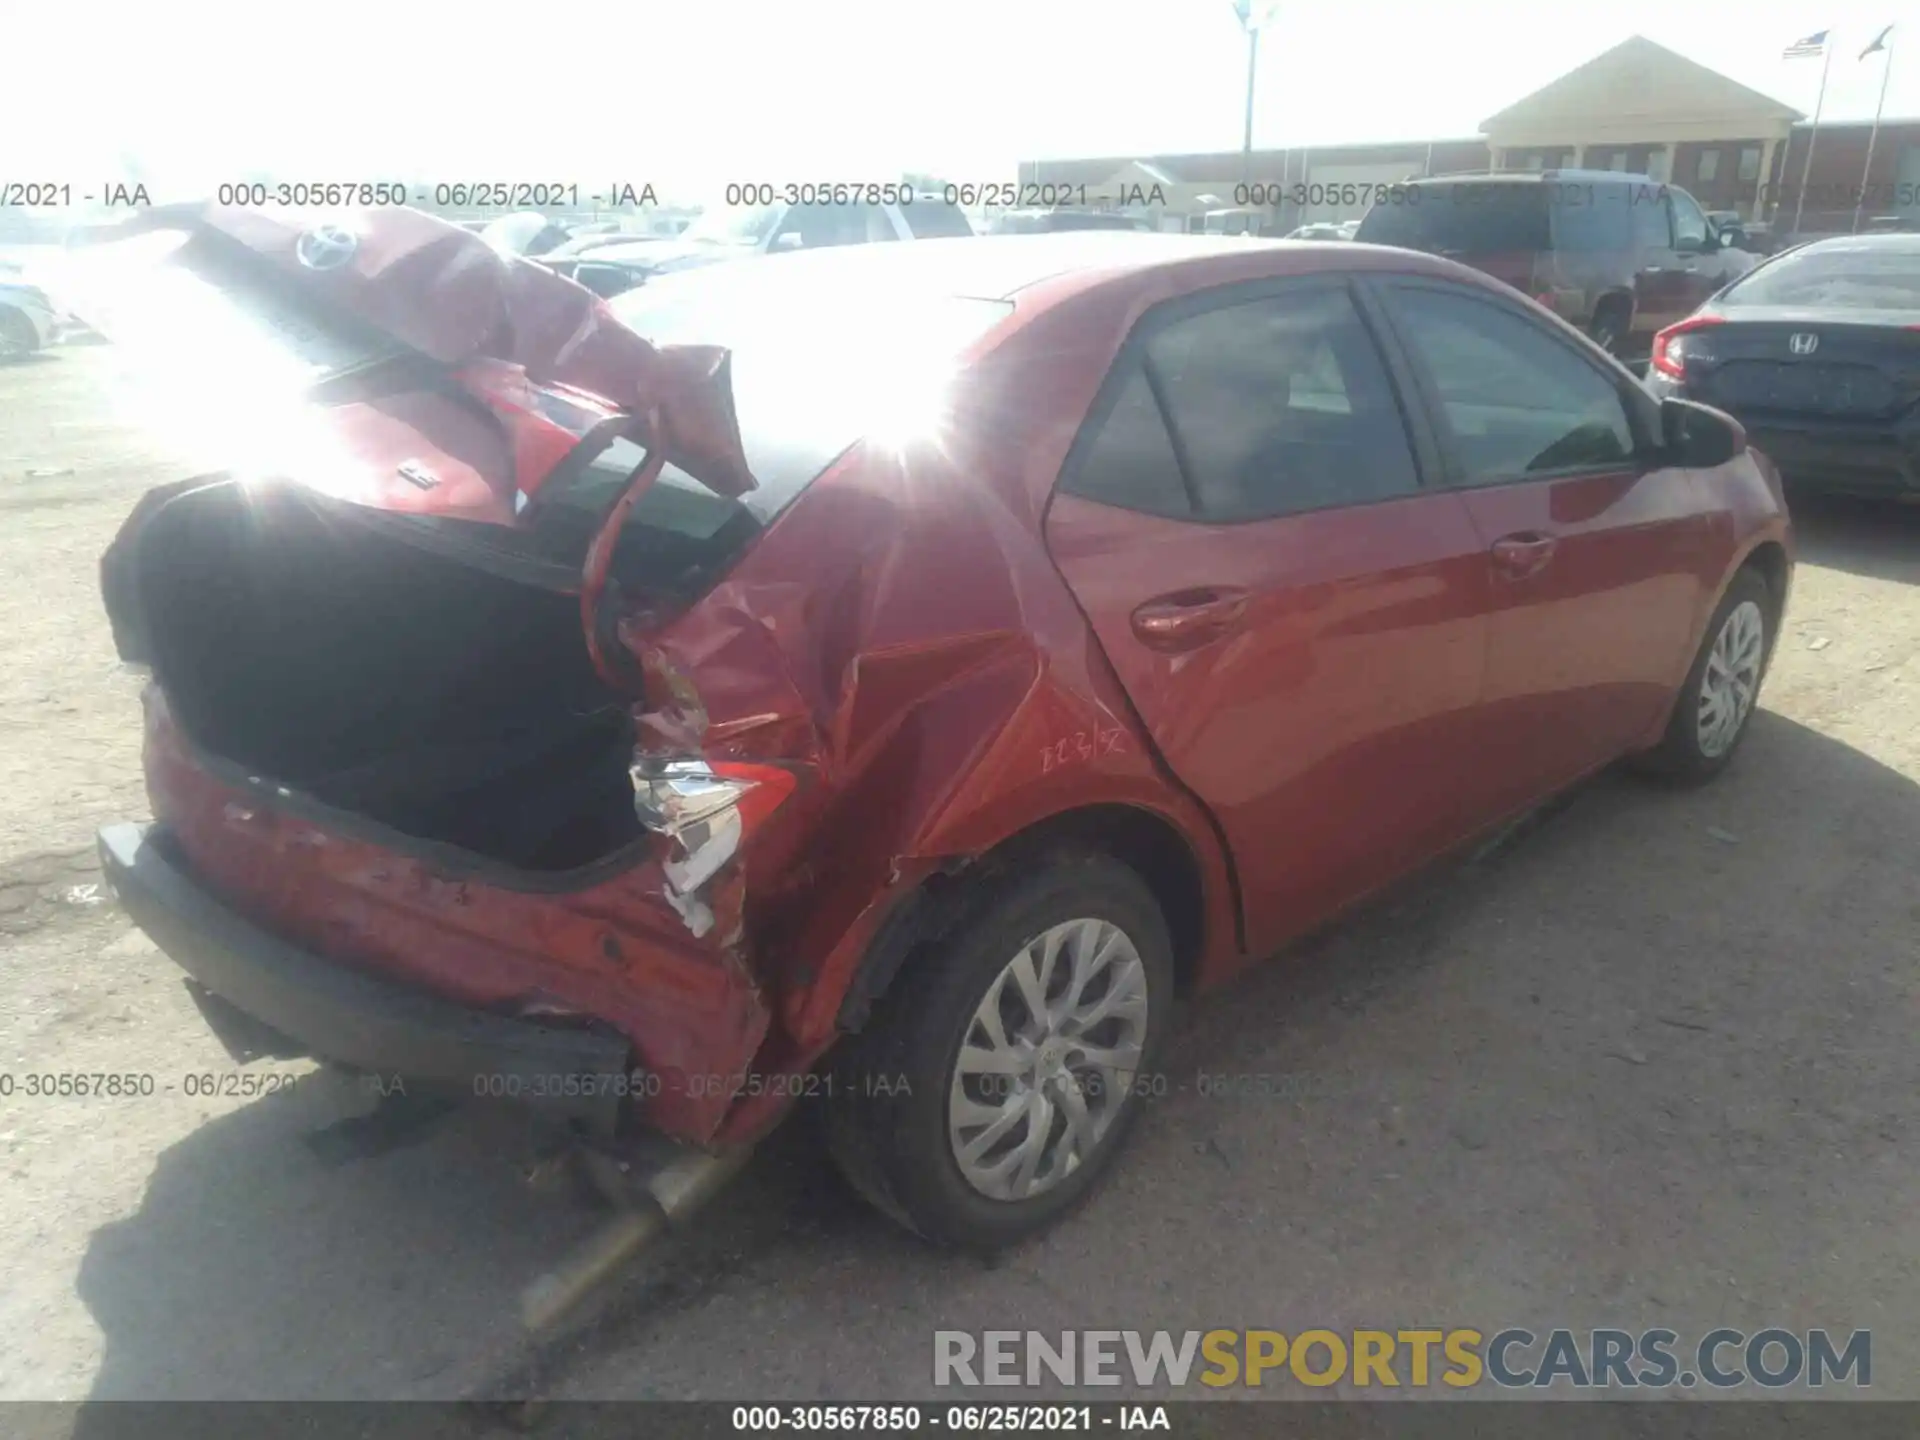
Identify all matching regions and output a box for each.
[1232,1,1280,188]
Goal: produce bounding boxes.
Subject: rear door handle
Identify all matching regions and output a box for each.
[1490,531,1558,580]
[1130,587,1250,651]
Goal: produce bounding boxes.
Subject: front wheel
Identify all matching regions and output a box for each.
[826,849,1174,1251]
[1636,568,1774,782]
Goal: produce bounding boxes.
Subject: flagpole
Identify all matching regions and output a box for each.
[1852,36,1896,233]
[1790,37,1834,239]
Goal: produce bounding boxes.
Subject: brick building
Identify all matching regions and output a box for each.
[1022,35,1919,239]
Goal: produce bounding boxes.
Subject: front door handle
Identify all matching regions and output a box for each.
[1490,531,1558,580]
[1130,587,1250,651]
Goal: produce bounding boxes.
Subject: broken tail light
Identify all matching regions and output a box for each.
[631,759,798,936]
[1650,314,1726,381]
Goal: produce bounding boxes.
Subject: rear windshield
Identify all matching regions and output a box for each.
[1723,243,1920,310]
[514,272,1013,599]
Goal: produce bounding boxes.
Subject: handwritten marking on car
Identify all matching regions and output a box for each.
[1041,726,1126,773]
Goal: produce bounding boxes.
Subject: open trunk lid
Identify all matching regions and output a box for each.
[72,203,758,685]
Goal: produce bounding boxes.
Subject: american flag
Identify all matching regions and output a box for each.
[1783,30,1829,59]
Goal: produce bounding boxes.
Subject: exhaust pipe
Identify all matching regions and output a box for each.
[519,1143,753,1333]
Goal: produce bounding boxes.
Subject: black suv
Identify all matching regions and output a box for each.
[1354,170,1748,358]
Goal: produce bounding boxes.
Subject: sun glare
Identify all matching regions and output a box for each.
[64,232,372,498]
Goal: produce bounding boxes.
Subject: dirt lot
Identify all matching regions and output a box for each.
[1,347,1916,1407]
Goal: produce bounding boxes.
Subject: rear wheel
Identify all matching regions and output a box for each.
[826,848,1174,1251]
[1636,567,1774,783]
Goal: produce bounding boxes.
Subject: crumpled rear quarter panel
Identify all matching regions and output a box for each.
[623,424,1237,1095]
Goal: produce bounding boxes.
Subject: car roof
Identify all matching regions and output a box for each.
[1789,232,1920,256]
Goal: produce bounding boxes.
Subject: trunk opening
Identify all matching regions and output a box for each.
[133,480,646,873]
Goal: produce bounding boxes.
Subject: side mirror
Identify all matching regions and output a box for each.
[1661,397,1744,468]
[773,232,805,252]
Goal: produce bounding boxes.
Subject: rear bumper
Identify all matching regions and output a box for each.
[1744,418,1920,498]
[98,822,632,1136]
[1650,376,1920,497]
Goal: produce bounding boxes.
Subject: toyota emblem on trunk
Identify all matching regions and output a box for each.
[1789,332,1819,356]
[295,225,359,272]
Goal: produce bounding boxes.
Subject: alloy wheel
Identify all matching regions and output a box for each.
[947,917,1149,1202]
[1697,599,1765,757]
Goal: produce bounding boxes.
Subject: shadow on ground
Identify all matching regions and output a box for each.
[69,629,1920,1406]
[1789,491,1920,587]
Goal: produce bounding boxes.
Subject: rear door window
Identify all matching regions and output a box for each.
[1064,368,1194,518]
[1149,286,1420,519]
[1063,282,1422,522]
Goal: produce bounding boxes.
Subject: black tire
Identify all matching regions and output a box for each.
[0,308,40,361]
[1635,567,1775,783]
[825,847,1175,1252]
[1587,297,1631,357]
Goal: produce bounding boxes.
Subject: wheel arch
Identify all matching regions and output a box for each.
[1740,539,1791,625]
[833,800,1214,1035]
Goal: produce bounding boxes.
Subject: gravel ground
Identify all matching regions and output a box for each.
[1,347,1915,1409]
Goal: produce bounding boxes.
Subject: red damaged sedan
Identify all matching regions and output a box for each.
[87,208,1790,1252]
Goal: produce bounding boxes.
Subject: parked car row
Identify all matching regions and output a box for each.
[76,203,1790,1254]
[1349,169,1918,501]
[985,209,1154,235]
[537,193,976,297]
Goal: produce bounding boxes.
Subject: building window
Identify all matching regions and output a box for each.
[1737,145,1762,183]
[1697,149,1720,183]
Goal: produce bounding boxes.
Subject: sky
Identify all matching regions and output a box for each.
[1,0,1913,203]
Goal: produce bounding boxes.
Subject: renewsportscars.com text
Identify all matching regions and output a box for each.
[933,1328,1870,1390]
